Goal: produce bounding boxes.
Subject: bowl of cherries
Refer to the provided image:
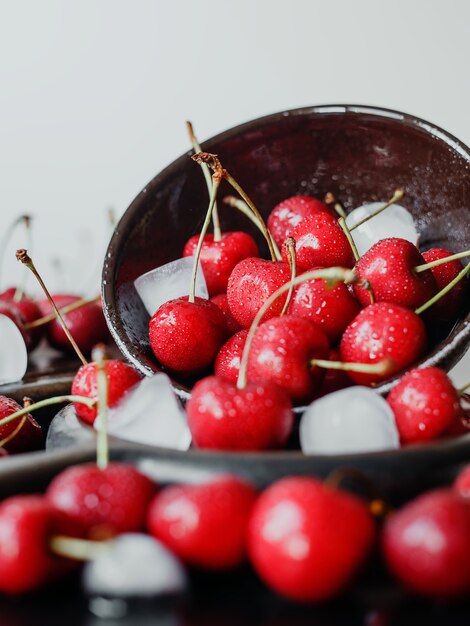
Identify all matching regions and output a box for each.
[100,104,470,494]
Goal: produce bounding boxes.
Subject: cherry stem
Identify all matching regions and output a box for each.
[0,395,96,429]
[223,196,282,260]
[16,249,88,366]
[13,215,33,302]
[188,169,222,303]
[187,122,222,242]
[415,262,470,315]
[50,535,110,561]
[237,266,356,389]
[348,189,405,231]
[414,250,470,273]
[93,344,109,471]
[280,237,297,316]
[310,357,393,375]
[25,295,100,329]
[324,192,347,219]
[192,153,277,262]
[325,467,389,518]
[458,381,470,396]
[338,217,360,263]
[107,206,117,228]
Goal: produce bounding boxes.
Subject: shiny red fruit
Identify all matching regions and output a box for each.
[214,329,248,384]
[183,232,259,296]
[354,238,437,309]
[340,303,427,386]
[0,293,44,350]
[186,375,293,451]
[210,293,243,336]
[248,477,375,602]
[0,396,43,454]
[148,475,258,570]
[227,258,291,329]
[453,464,470,499]
[317,348,353,397]
[383,488,470,598]
[247,316,329,404]
[421,248,468,324]
[46,462,156,539]
[149,296,226,376]
[0,302,32,350]
[267,195,332,249]
[285,212,355,272]
[71,360,141,424]
[39,294,109,356]
[387,367,460,444]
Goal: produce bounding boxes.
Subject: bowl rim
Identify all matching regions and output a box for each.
[102,103,470,464]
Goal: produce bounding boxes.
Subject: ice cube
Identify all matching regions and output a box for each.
[82,533,187,599]
[46,404,95,451]
[346,202,419,256]
[300,386,400,455]
[134,256,208,316]
[96,373,191,450]
[0,314,27,384]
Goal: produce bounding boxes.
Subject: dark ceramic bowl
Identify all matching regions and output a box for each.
[101,105,470,494]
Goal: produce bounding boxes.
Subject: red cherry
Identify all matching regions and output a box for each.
[71,360,141,424]
[149,296,226,376]
[226,258,291,329]
[0,293,44,350]
[354,238,437,309]
[421,248,468,324]
[183,231,259,297]
[0,396,43,454]
[210,293,243,336]
[454,464,470,499]
[288,272,361,344]
[317,348,353,397]
[340,303,427,386]
[285,212,355,272]
[186,375,293,451]
[214,329,248,384]
[0,302,32,350]
[46,462,156,539]
[387,367,460,444]
[38,294,109,356]
[0,495,79,594]
[247,315,329,404]
[0,287,17,299]
[248,477,375,602]
[147,475,257,570]
[267,195,332,249]
[383,488,470,598]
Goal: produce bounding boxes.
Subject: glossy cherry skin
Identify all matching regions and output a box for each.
[316,348,353,397]
[0,495,81,594]
[210,293,243,336]
[39,294,109,356]
[186,375,293,451]
[149,296,226,376]
[215,329,248,384]
[383,488,470,598]
[248,477,375,602]
[71,360,142,424]
[285,212,355,272]
[247,316,329,404]
[46,462,156,539]
[288,272,361,344]
[454,464,470,499]
[267,195,332,249]
[0,396,43,454]
[227,258,291,329]
[0,302,32,350]
[183,232,259,297]
[148,475,258,570]
[340,303,427,386]
[0,293,44,350]
[354,238,437,309]
[421,248,468,324]
[387,367,460,444]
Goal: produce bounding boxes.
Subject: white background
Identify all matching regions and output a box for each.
[0,0,469,381]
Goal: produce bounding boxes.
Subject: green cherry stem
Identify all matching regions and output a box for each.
[50,535,110,561]
[237,266,356,390]
[16,249,88,367]
[280,237,297,317]
[310,357,393,375]
[186,121,222,242]
[458,381,470,396]
[25,295,100,329]
[349,189,405,231]
[93,344,109,471]
[415,262,470,315]
[414,250,470,273]
[324,192,347,219]
[338,217,360,263]
[0,395,96,429]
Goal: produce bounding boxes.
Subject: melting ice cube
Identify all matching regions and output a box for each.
[300,386,400,455]
[346,202,419,256]
[134,256,208,316]
[46,404,95,451]
[83,533,187,599]
[97,373,191,450]
[0,314,28,385]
